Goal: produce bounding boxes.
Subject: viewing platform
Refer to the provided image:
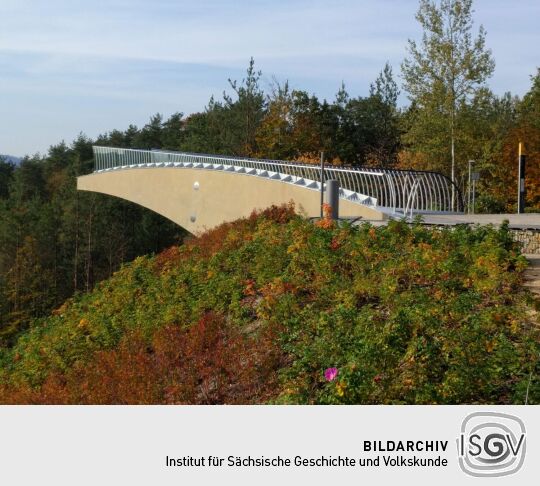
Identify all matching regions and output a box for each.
[78,146,463,233]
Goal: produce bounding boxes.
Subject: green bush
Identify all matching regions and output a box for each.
[0,206,538,404]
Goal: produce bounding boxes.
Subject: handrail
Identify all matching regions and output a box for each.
[91,146,463,214]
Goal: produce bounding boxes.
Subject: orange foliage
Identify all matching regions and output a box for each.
[153,245,183,273]
[499,126,540,208]
[315,203,336,229]
[182,203,297,260]
[0,313,285,404]
[395,150,432,171]
[251,201,297,224]
[294,152,343,166]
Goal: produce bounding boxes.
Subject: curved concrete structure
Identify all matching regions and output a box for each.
[77,167,386,234]
[91,147,463,214]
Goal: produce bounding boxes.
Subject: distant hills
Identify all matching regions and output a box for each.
[0,154,21,165]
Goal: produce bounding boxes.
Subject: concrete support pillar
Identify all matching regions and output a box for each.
[325,179,340,220]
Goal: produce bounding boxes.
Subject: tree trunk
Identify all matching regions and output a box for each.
[451,109,456,211]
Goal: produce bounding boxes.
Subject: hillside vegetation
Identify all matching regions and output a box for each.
[0,205,538,404]
[3,59,540,351]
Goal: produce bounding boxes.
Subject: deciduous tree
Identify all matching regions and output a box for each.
[402,0,495,207]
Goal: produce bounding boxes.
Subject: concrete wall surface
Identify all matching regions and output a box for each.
[77,168,386,233]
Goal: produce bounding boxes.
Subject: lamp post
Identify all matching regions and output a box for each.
[471,172,479,214]
[518,142,526,214]
[468,160,474,214]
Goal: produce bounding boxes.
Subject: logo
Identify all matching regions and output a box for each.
[457,412,526,477]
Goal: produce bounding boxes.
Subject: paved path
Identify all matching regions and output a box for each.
[410,213,540,229]
[351,213,540,229]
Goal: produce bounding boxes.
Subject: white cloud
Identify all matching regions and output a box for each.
[0,0,538,155]
[0,0,412,65]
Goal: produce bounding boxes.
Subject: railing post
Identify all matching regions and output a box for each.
[319,151,325,218]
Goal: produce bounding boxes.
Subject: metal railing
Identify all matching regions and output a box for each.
[92,146,463,215]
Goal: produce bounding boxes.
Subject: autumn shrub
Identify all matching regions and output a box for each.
[273,221,539,404]
[0,313,284,404]
[183,202,297,259]
[0,206,538,404]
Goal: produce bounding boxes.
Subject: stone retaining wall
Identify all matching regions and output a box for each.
[510,229,540,254]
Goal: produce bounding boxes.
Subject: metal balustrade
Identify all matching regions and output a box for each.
[92,146,463,215]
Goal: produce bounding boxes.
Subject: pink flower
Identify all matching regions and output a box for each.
[324,367,338,382]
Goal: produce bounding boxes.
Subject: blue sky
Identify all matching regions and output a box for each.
[1,0,539,157]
